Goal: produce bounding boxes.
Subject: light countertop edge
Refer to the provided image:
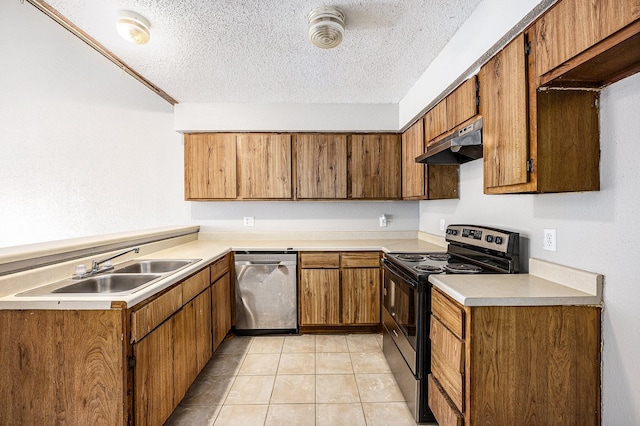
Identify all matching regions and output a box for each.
[430,258,603,307]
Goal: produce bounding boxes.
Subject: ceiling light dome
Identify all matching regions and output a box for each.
[308,6,345,49]
[116,10,151,44]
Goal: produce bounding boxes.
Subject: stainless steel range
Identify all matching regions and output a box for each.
[381,224,520,423]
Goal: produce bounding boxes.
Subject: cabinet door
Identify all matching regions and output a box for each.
[446,76,477,130]
[479,34,529,190]
[349,134,401,199]
[134,320,174,426]
[295,134,347,199]
[341,268,381,324]
[299,269,340,325]
[533,0,640,78]
[194,288,213,371]
[172,303,198,406]
[237,133,292,199]
[212,272,232,349]
[424,100,448,143]
[184,133,237,200]
[402,120,425,199]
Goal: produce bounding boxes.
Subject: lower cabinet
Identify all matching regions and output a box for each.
[299,251,381,328]
[428,287,601,425]
[210,254,232,349]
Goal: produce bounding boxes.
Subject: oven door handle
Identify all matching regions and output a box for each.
[382,258,419,288]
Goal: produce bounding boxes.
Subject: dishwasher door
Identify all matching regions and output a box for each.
[234,253,298,334]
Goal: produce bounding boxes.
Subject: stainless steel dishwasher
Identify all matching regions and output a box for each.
[234,252,298,334]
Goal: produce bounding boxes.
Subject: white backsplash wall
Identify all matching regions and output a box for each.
[190,201,418,234]
[0,1,187,248]
[420,72,640,425]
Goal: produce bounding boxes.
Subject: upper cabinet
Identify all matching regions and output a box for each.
[184,133,237,200]
[237,133,292,199]
[424,76,478,146]
[534,0,640,82]
[402,120,459,200]
[294,134,347,200]
[402,120,426,199]
[349,134,401,199]
[480,33,600,194]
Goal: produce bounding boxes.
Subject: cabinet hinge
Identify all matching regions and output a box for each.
[476,94,480,107]
[526,159,534,173]
[525,41,531,56]
[128,355,136,369]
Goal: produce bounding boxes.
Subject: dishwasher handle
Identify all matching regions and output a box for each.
[235,260,297,267]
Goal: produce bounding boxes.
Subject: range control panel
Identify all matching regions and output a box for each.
[445,224,518,254]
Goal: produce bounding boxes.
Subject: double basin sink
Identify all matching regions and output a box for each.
[18,259,201,297]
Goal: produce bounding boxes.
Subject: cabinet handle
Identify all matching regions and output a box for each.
[392,330,398,337]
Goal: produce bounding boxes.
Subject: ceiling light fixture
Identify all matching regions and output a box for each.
[116,10,151,44]
[308,6,345,49]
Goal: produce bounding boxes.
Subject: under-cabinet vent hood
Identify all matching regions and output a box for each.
[416,117,483,165]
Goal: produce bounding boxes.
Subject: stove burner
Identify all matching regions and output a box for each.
[414,265,444,273]
[426,253,450,262]
[395,254,428,262]
[444,263,483,274]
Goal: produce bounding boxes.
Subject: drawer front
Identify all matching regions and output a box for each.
[430,316,464,373]
[432,287,464,339]
[182,268,210,303]
[131,284,183,343]
[428,374,464,426]
[431,341,464,412]
[300,252,340,268]
[340,252,380,268]
[210,254,230,282]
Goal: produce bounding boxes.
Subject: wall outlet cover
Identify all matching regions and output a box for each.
[243,216,255,227]
[543,228,557,251]
[439,219,445,231]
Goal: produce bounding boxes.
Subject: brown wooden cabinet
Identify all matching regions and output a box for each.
[211,254,232,349]
[428,287,601,426]
[402,119,459,200]
[349,134,401,199]
[445,76,478,132]
[299,251,380,329]
[237,133,292,199]
[294,134,348,199]
[0,258,232,426]
[424,101,448,143]
[534,0,640,79]
[184,133,237,200]
[480,33,600,194]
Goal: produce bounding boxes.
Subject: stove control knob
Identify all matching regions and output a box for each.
[485,235,494,243]
[447,229,458,236]
[494,236,503,245]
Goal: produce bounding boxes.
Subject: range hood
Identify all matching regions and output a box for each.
[416,117,483,165]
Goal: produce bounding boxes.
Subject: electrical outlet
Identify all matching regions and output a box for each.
[543,229,557,251]
[439,219,445,231]
[243,216,255,227]
[379,214,387,227]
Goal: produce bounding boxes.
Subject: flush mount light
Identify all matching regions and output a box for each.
[308,6,345,49]
[116,10,151,44]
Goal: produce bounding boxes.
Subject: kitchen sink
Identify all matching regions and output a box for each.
[113,259,199,274]
[51,273,162,294]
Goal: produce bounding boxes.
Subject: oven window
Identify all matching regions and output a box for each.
[383,269,417,349]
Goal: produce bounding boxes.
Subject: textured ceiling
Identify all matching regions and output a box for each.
[43,0,483,104]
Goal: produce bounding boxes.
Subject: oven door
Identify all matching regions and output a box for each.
[382,258,419,375]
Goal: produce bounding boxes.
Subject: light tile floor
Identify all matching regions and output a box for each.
[165,334,420,426]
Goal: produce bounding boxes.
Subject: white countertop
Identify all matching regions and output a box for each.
[429,258,603,306]
[0,228,603,309]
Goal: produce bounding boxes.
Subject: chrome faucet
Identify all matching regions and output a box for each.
[73,247,140,279]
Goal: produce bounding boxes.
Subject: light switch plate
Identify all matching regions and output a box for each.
[243,216,255,227]
[439,219,445,231]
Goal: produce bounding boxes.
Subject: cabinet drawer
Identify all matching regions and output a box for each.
[300,252,340,268]
[431,338,464,411]
[428,374,464,426]
[340,252,380,268]
[432,287,464,339]
[182,268,210,303]
[131,285,183,343]
[430,315,464,373]
[210,255,230,282]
